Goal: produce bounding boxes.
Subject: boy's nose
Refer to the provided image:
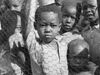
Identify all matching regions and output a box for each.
[87,7,91,12]
[67,17,71,22]
[45,26,52,32]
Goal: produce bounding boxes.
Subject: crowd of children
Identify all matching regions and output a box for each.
[0,0,100,75]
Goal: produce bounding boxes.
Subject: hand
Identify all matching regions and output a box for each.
[9,32,24,49]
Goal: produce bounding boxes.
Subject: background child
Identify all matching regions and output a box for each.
[58,0,83,48]
[67,39,95,75]
[58,2,85,75]
[60,1,81,34]
[0,0,30,75]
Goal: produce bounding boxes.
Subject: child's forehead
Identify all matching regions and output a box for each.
[41,12,59,19]
[82,0,97,7]
[40,12,60,23]
[62,6,77,15]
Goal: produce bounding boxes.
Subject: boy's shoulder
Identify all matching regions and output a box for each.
[61,32,83,40]
[55,32,83,46]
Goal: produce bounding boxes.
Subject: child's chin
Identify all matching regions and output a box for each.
[63,27,72,31]
[44,38,54,43]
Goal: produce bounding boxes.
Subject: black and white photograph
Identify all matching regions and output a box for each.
[0,0,100,75]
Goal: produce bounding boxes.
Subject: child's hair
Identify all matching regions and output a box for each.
[35,4,62,23]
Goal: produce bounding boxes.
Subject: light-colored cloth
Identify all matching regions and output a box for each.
[26,30,83,75]
[27,31,68,75]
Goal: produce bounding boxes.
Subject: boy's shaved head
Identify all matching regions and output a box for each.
[61,0,77,13]
[62,4,77,16]
[35,4,62,23]
[61,1,81,32]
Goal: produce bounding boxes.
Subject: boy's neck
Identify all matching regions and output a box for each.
[60,27,72,34]
[36,37,56,45]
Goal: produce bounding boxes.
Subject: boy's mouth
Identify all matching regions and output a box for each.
[64,24,72,29]
[45,34,52,37]
[87,13,94,18]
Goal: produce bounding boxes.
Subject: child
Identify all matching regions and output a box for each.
[26,0,55,37]
[59,1,89,75]
[1,0,26,47]
[60,1,81,34]
[67,39,95,75]
[58,0,83,49]
[0,0,28,75]
[82,0,98,27]
[81,0,99,32]
[27,4,68,75]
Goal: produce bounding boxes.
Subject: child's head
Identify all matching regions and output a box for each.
[61,1,78,31]
[35,4,62,43]
[68,39,89,72]
[82,0,98,22]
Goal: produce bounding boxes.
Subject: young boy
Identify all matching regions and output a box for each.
[67,39,96,75]
[61,0,81,33]
[59,1,93,75]
[58,0,83,47]
[26,0,55,37]
[27,4,69,75]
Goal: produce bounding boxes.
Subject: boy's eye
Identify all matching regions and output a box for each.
[83,4,97,10]
[62,14,69,18]
[63,14,76,19]
[71,16,76,19]
[13,5,18,7]
[40,23,47,26]
[50,23,57,27]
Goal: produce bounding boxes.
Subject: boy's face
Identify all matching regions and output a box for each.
[36,12,61,43]
[83,2,98,22]
[62,6,76,31]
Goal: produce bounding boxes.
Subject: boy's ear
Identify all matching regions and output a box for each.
[34,22,37,30]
